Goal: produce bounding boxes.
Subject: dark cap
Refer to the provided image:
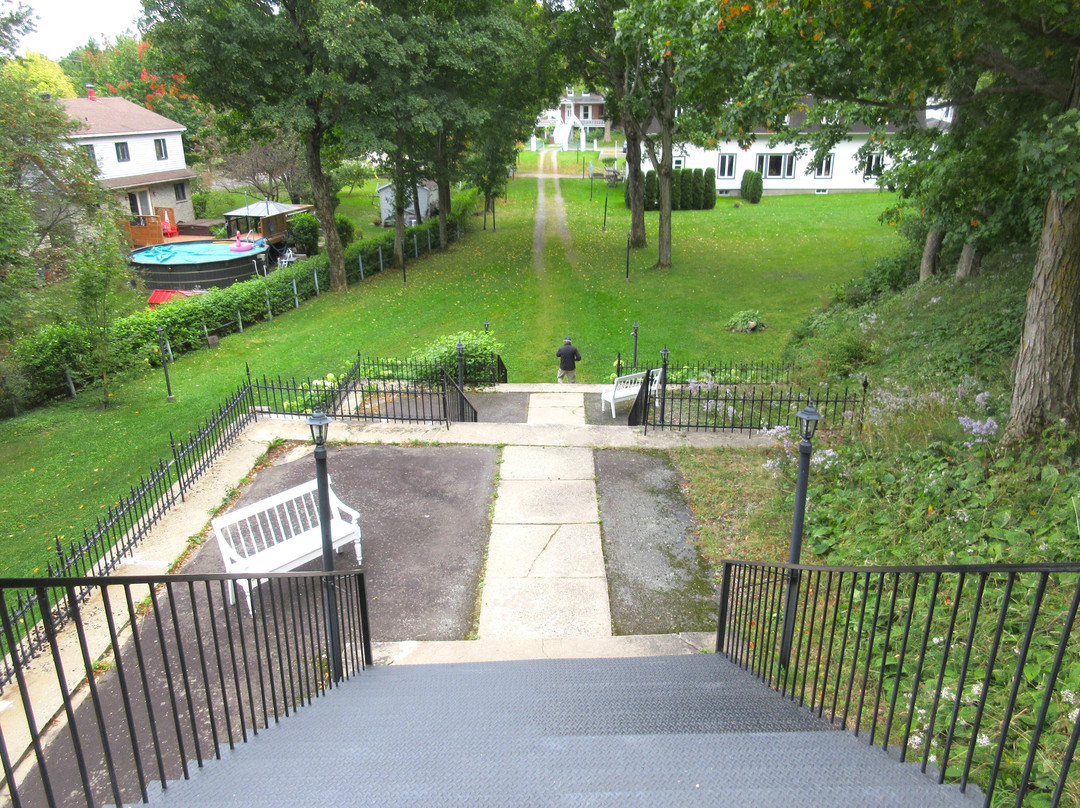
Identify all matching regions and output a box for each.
[564,336,572,343]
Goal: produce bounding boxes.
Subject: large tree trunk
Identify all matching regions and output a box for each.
[1002,56,1080,445]
[622,111,647,249]
[1001,189,1080,443]
[304,126,346,292]
[920,224,944,281]
[412,183,423,225]
[646,59,675,270]
[392,131,406,269]
[435,130,451,248]
[955,241,981,280]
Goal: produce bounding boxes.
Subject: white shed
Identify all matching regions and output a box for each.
[376,180,438,225]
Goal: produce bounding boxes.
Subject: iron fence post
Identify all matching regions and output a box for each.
[456,341,466,422]
[659,347,669,427]
[780,434,813,668]
[716,562,733,653]
[314,444,343,683]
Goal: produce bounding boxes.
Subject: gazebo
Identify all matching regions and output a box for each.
[223,200,314,244]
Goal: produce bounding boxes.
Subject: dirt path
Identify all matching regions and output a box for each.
[531,150,576,275]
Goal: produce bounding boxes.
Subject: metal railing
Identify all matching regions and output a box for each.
[249,355,488,427]
[616,355,795,385]
[1,384,256,691]
[716,560,1080,807]
[628,366,865,434]
[0,571,372,808]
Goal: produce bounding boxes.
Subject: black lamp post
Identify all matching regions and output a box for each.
[631,323,639,370]
[779,403,823,668]
[307,410,342,683]
[155,327,175,402]
[483,319,490,333]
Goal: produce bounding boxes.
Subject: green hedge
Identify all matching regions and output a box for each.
[6,189,481,411]
[741,170,763,203]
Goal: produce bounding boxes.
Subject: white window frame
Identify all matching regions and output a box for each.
[717,153,736,179]
[673,156,686,170]
[155,138,168,160]
[127,189,152,216]
[814,154,834,179]
[115,141,130,162]
[756,153,796,178]
[580,105,591,121]
[863,153,885,178]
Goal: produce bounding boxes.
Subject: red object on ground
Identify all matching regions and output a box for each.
[148,289,199,308]
[162,218,179,237]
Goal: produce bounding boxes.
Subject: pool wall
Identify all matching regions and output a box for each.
[131,241,271,291]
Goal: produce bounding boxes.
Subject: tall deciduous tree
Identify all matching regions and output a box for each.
[145,0,383,292]
[551,0,649,250]
[710,0,1080,444]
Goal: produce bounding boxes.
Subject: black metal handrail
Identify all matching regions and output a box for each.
[0,570,372,808]
[1,384,256,692]
[716,559,1080,807]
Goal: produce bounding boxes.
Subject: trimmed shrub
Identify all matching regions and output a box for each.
[644,170,658,211]
[740,169,763,204]
[681,169,694,210]
[410,330,504,385]
[335,214,355,248]
[290,213,320,255]
[692,168,705,210]
[704,168,717,209]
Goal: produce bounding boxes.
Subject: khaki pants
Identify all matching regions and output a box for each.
[557,368,576,383]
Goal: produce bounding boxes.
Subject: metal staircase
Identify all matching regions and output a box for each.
[139,655,976,807]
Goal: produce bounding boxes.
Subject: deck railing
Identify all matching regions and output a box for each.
[0,570,372,808]
[716,560,1080,807]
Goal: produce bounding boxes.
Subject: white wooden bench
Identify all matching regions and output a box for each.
[211,478,362,613]
[600,370,660,417]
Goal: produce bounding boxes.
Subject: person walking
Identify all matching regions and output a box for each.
[556,337,581,383]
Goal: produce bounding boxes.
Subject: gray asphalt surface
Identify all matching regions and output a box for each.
[596,449,718,635]
[188,444,498,641]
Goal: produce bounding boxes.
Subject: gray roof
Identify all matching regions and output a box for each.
[60,96,186,136]
[223,200,311,218]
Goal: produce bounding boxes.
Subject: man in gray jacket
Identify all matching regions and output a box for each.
[556,337,582,383]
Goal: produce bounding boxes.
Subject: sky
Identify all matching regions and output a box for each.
[18,0,143,61]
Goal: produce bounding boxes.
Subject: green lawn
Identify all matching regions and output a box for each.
[0,180,897,578]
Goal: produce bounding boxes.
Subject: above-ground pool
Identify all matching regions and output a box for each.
[130,240,271,290]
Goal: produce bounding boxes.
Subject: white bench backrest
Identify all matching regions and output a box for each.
[213,480,324,562]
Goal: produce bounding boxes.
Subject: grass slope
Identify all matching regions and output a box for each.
[0,181,896,578]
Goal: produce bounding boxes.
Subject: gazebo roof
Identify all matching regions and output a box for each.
[223,200,312,218]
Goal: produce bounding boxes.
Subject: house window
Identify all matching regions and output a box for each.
[717,153,736,179]
[155,138,168,160]
[673,156,686,170]
[174,182,187,202]
[814,154,834,179]
[581,105,591,121]
[82,144,96,163]
[756,153,796,178]
[115,142,130,162]
[127,189,152,216]
[864,153,884,178]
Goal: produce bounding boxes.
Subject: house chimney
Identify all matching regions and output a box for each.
[85,84,97,101]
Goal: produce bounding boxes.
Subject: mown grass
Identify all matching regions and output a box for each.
[0,179,897,578]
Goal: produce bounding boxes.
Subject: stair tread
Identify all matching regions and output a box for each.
[140,655,978,807]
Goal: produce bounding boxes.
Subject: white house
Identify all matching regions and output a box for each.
[643,113,906,195]
[61,93,197,223]
[538,88,614,149]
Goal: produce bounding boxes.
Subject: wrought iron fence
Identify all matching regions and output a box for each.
[250,370,476,427]
[0,571,372,808]
[616,355,795,385]
[1,384,256,691]
[347,355,508,386]
[628,366,865,434]
[716,560,1080,807]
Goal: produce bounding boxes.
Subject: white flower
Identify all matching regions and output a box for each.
[1062,690,1077,705]
[977,733,991,747]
